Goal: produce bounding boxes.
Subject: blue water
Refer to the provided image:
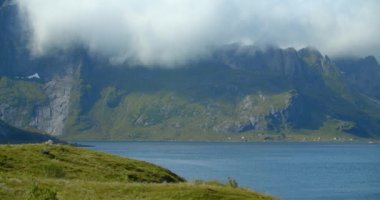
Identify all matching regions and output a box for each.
[78,141,380,200]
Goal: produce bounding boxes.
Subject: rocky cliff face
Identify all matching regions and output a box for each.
[211,92,295,133]
[335,56,380,100]
[0,65,78,136]
[215,45,314,77]
[28,66,77,136]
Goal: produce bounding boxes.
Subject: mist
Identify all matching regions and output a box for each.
[15,0,380,66]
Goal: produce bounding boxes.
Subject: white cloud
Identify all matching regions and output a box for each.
[16,0,380,66]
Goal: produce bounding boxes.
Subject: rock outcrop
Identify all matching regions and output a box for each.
[28,66,77,136]
[0,65,78,136]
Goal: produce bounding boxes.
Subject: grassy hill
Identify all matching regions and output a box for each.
[0,144,275,199]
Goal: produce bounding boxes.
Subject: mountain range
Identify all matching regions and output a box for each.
[0,2,379,141]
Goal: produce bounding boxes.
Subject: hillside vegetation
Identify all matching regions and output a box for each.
[1,46,380,141]
[0,144,275,200]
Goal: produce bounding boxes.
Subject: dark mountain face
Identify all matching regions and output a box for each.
[0,120,60,144]
[0,1,90,82]
[335,56,380,100]
[0,0,24,76]
[0,3,379,140]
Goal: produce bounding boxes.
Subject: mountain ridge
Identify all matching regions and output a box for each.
[1,43,379,141]
[0,3,379,141]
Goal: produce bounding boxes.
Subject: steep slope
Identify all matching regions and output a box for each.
[1,44,379,140]
[0,2,82,136]
[334,56,380,100]
[0,72,78,136]
[0,144,275,200]
[59,46,380,140]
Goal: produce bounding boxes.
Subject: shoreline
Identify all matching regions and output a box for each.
[69,139,380,144]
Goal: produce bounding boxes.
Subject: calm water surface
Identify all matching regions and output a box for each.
[78,141,380,200]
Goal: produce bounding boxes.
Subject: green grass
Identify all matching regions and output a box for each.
[0,176,275,200]
[0,144,276,200]
[0,144,183,183]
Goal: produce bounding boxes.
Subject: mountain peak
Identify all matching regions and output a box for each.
[298,47,323,64]
[362,56,379,66]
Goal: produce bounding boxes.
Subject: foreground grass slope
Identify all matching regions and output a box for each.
[0,144,275,200]
[0,144,183,183]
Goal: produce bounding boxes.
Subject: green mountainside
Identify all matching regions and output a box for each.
[60,46,380,141]
[0,144,275,199]
[0,46,380,141]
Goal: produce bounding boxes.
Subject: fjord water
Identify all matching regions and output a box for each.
[80,142,380,200]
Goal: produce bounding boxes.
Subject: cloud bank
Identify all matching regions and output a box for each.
[16,0,380,66]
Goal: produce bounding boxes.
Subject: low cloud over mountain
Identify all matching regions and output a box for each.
[15,0,380,66]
